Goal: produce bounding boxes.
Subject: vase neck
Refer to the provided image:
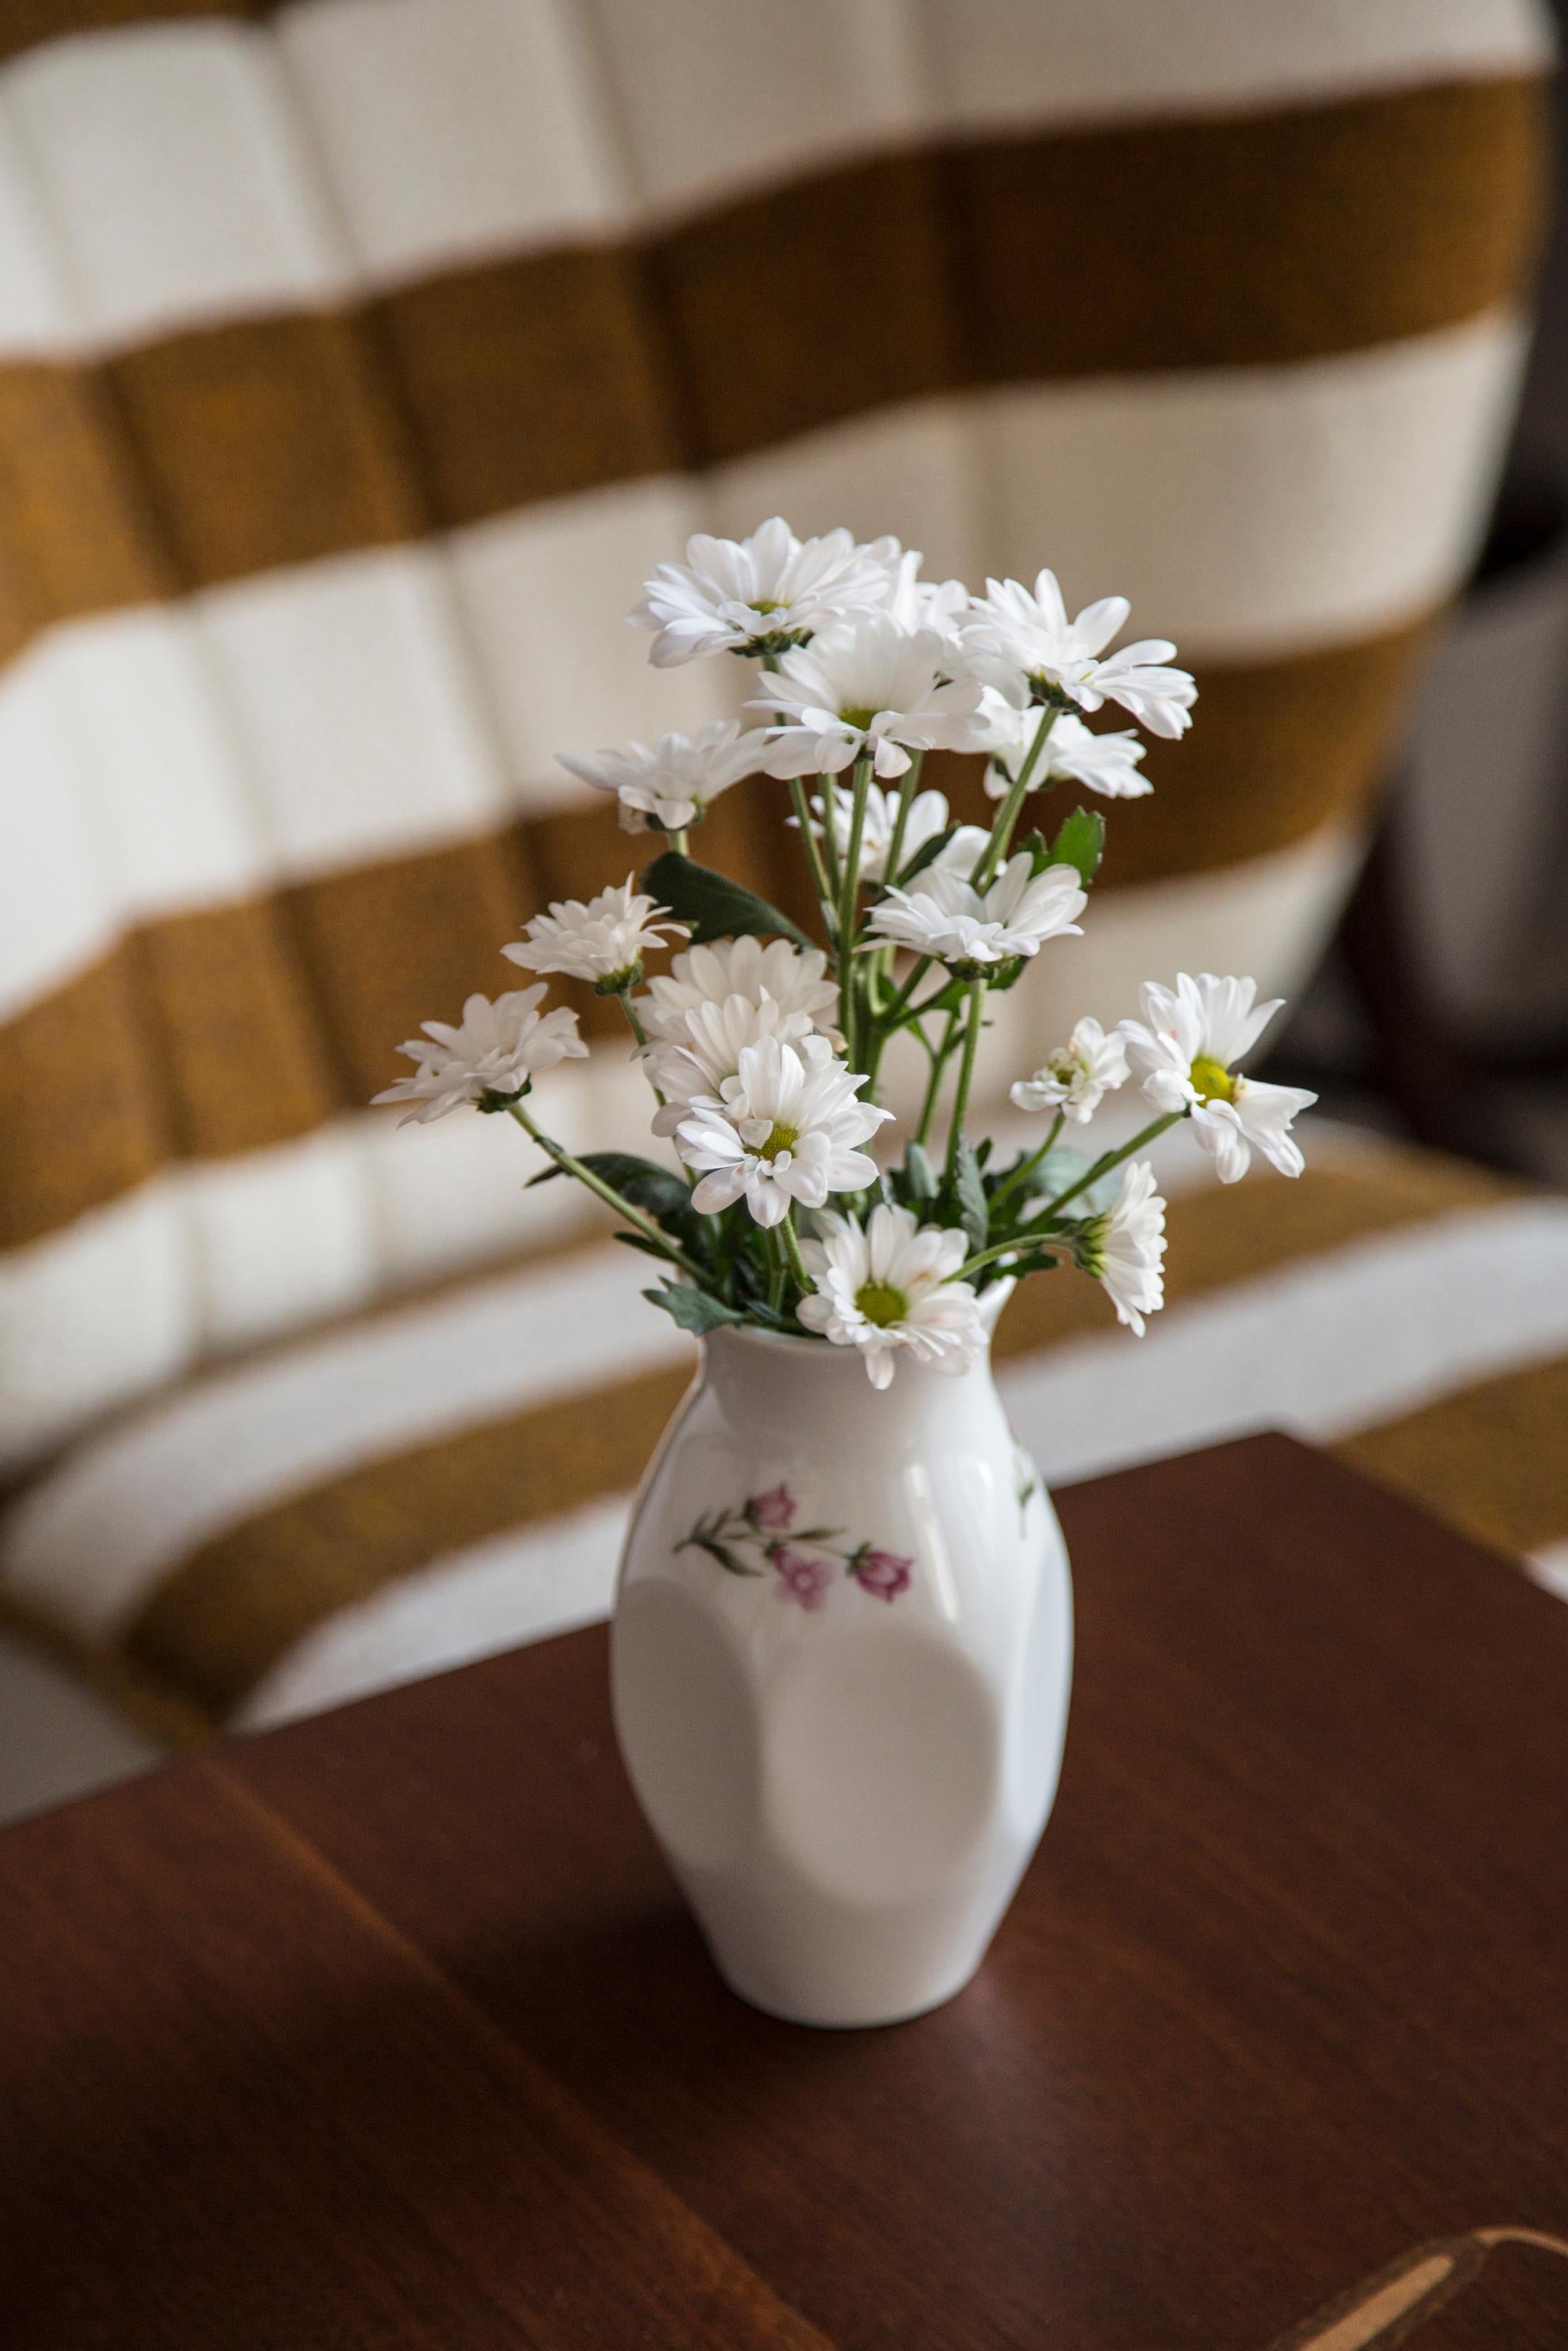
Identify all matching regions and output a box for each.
[699,1322,1003,1446]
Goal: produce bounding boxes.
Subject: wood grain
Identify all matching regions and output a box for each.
[3,1435,1566,2348]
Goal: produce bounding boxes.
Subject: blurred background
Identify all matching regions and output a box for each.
[1,0,1566,1823]
[1268,2,1568,1174]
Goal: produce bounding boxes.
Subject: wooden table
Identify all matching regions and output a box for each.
[5,1433,1568,2350]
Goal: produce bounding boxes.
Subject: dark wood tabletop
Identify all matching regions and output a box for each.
[4,1432,1567,2350]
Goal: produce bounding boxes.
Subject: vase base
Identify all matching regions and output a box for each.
[707,1940,986,2031]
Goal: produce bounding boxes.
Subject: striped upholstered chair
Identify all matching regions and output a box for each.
[2,0,1565,1804]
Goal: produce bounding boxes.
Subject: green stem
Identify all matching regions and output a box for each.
[615,988,649,1048]
[943,978,987,1182]
[992,1110,1065,1211]
[970,709,1058,890]
[764,1226,786,1313]
[780,1212,811,1299]
[837,756,873,1062]
[667,827,689,857]
[816,771,843,905]
[913,1011,960,1148]
[879,952,934,1028]
[882,748,924,888]
[956,1230,1064,1283]
[1034,1111,1185,1220]
[507,1101,706,1282]
[788,775,836,947]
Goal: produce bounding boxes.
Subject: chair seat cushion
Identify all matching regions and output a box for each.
[2,1128,1564,1743]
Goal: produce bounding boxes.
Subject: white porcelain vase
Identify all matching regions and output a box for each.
[610,1305,1073,2028]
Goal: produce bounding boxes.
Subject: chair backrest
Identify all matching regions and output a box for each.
[0,0,1551,1472]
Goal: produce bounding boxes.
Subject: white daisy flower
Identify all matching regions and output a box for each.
[503,878,685,992]
[797,1204,984,1389]
[751,613,987,780]
[1011,1017,1129,1124]
[866,851,1087,972]
[1075,1160,1167,1336]
[979,701,1150,801]
[1119,973,1317,1183]
[674,1035,891,1228]
[372,986,586,1125]
[929,823,996,873]
[880,546,972,663]
[964,570,1196,738]
[557,720,765,835]
[644,992,829,1137]
[796,778,953,886]
[639,935,841,1046]
[631,517,893,666]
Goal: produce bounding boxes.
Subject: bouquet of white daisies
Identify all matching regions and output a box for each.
[377,519,1316,1389]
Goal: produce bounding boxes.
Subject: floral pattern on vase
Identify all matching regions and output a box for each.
[677,1482,913,1609]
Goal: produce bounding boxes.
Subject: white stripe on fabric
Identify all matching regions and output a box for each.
[0,1047,641,1471]
[0,643,125,1022]
[0,305,1512,1025]
[279,0,630,288]
[1000,1199,1568,1489]
[911,0,1552,144]
[0,1186,196,1475]
[235,1493,633,1730]
[982,317,1526,660]
[3,19,352,354]
[448,477,737,808]
[708,321,1525,664]
[0,1236,692,1638]
[0,2,1549,359]
[191,544,516,870]
[1527,1542,1568,1603]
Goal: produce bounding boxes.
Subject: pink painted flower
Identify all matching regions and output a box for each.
[851,1546,913,1603]
[772,1547,833,1611]
[746,1482,796,1532]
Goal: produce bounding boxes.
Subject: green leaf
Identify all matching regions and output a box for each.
[640,850,815,950]
[891,823,957,888]
[913,975,968,1022]
[642,1281,750,1334]
[953,1141,989,1255]
[1048,806,1106,887]
[902,1141,938,1200]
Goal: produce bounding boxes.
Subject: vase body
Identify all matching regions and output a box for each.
[610,1316,1072,2028]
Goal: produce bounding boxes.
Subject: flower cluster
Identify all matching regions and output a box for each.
[377,516,1314,1459]
[678,1480,913,1611]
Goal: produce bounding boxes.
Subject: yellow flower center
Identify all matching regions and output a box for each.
[1189,1054,1236,1105]
[839,704,877,731]
[855,1281,908,1327]
[758,1121,800,1161]
[752,597,782,615]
